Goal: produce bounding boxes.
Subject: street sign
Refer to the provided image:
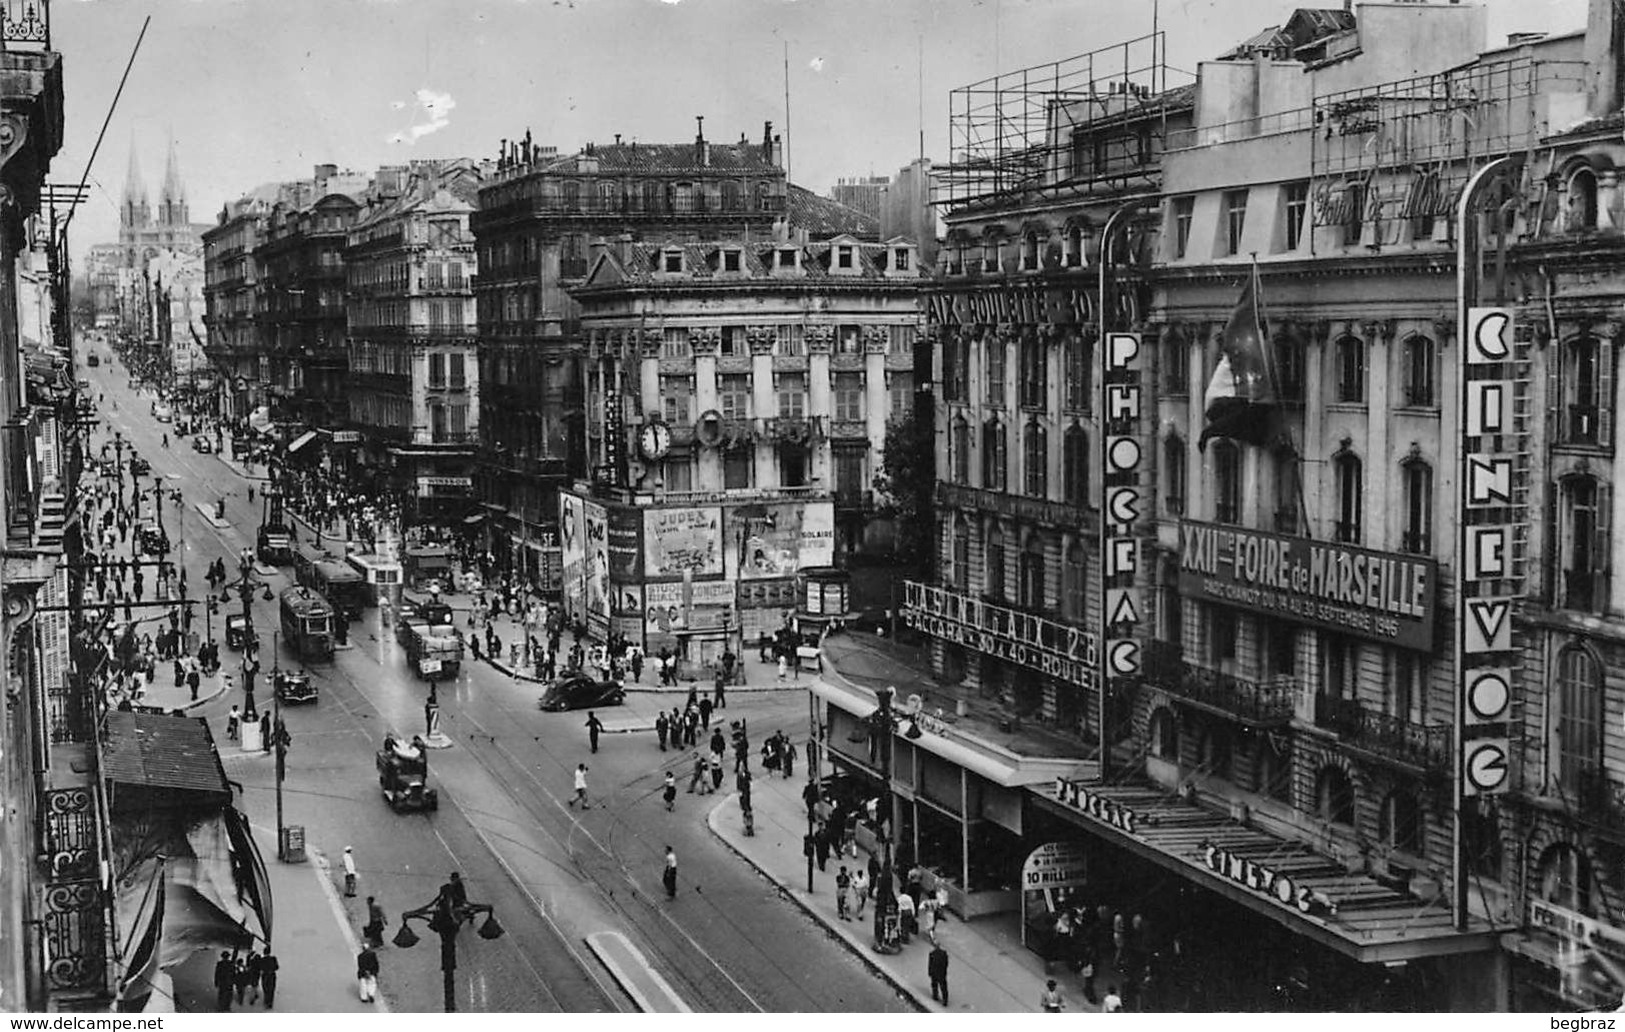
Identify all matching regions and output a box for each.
[1463,738,1510,795]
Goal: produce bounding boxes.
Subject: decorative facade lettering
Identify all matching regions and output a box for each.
[1200,841,1336,917]
[1054,778,1140,835]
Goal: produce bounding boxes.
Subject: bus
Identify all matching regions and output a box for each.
[279,586,334,663]
[293,543,364,621]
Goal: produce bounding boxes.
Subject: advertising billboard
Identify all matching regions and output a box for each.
[643,507,724,579]
[644,580,736,635]
[583,499,610,633]
[607,507,644,580]
[725,501,836,580]
[559,494,586,623]
[1177,518,1438,651]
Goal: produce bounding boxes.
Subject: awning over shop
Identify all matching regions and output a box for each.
[463,512,487,525]
[1028,781,1503,963]
[287,430,318,454]
[811,676,1093,789]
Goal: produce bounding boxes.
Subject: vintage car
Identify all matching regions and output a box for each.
[128,454,151,477]
[137,523,167,556]
[191,435,214,454]
[225,612,251,651]
[538,674,627,712]
[274,671,317,705]
[377,736,438,812]
[152,402,172,423]
[86,353,99,367]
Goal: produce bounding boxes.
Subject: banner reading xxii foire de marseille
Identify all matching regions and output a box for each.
[1177,518,1438,651]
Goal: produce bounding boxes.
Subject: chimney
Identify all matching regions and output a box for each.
[695,115,709,167]
[762,121,775,162]
[614,133,622,145]
[1585,0,1625,116]
[616,232,634,265]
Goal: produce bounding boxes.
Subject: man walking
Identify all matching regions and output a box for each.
[356,944,381,1003]
[259,948,279,1009]
[663,771,677,811]
[655,712,669,751]
[836,866,852,920]
[585,711,604,754]
[364,896,387,947]
[929,943,951,1006]
[213,951,236,1011]
[662,845,678,899]
[569,763,591,809]
[342,845,358,897]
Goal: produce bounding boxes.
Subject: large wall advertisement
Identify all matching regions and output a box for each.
[607,507,644,580]
[559,494,587,625]
[1177,518,1438,651]
[725,501,836,580]
[644,580,737,635]
[643,507,725,579]
[583,499,610,634]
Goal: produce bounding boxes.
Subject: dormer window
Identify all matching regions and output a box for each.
[722,249,742,272]
[894,248,910,271]
[778,248,798,270]
[836,245,854,270]
[662,249,683,273]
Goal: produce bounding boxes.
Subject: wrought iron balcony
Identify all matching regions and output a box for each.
[3,0,49,50]
[1314,694,1449,773]
[1141,640,1297,726]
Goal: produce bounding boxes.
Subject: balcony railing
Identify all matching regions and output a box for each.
[3,0,50,51]
[1315,694,1449,772]
[1141,641,1297,726]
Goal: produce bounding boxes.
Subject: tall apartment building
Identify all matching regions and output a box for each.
[344,159,485,524]
[470,122,787,590]
[831,175,889,223]
[562,232,921,652]
[202,185,280,420]
[803,1,1625,1012]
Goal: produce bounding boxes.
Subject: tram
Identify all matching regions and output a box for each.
[293,543,365,621]
[279,586,335,663]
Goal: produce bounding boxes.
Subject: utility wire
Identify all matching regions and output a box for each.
[61,16,150,240]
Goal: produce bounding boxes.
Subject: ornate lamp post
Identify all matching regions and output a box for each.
[870,685,899,954]
[393,883,504,1012]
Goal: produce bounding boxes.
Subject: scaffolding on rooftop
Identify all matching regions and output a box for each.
[937,33,1192,216]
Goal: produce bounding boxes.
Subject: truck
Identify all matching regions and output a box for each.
[403,620,463,680]
[257,485,293,565]
[376,736,438,812]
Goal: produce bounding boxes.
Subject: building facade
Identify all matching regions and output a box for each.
[344,160,485,527]
[471,123,788,592]
[564,232,922,653]
[202,188,277,420]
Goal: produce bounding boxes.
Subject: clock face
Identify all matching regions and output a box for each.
[640,423,671,460]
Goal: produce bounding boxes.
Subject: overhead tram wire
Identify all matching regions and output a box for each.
[60,16,150,242]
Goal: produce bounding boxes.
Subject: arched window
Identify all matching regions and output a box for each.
[1212,440,1241,524]
[1556,645,1602,793]
[951,415,971,484]
[1539,843,1595,915]
[986,334,1007,404]
[985,521,1006,599]
[981,419,1008,491]
[1379,790,1423,854]
[1558,476,1606,611]
[1150,708,1179,761]
[1335,335,1366,402]
[1021,230,1041,270]
[1065,222,1085,267]
[1566,168,1599,232]
[1063,539,1086,621]
[1401,454,1432,554]
[1024,421,1048,496]
[1064,334,1090,412]
[1334,449,1363,543]
[1272,445,1298,533]
[1020,335,1047,408]
[1561,335,1605,445]
[1164,434,1186,516]
[1019,532,1047,609]
[1063,425,1088,507]
[1402,334,1436,407]
[1316,766,1355,826]
[952,515,970,588]
[1197,724,1232,780]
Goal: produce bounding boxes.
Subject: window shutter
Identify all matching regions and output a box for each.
[1601,340,1616,450]
[1595,480,1612,612]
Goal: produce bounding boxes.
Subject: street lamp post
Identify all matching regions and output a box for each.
[870,685,898,954]
[393,884,505,1012]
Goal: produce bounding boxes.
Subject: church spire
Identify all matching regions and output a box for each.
[122,136,148,229]
[160,134,186,226]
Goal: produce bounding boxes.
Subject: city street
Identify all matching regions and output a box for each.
[85,356,911,1014]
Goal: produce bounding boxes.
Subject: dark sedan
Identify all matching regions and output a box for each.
[538,674,626,712]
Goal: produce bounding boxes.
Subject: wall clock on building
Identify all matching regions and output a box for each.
[639,421,671,461]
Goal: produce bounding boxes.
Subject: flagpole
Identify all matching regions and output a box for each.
[1249,253,1313,539]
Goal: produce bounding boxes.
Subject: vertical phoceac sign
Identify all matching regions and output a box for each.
[1101,332,1145,698]
[1459,307,1521,797]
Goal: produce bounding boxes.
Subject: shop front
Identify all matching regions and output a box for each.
[1028,779,1507,1010]
[1505,896,1625,1011]
[813,668,1094,920]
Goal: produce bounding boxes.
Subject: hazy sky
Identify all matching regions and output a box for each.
[53,0,1590,261]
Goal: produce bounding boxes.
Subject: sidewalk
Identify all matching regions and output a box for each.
[706,768,1055,1013]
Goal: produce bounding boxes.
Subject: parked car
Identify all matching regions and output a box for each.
[129,455,150,477]
[137,523,167,555]
[538,674,626,712]
[191,435,214,454]
[152,402,172,423]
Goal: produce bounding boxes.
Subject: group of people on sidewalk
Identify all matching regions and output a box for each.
[212,947,279,1011]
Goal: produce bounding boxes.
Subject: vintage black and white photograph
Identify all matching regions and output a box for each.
[0,0,1614,1016]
